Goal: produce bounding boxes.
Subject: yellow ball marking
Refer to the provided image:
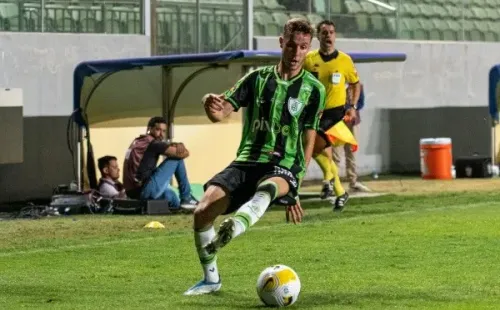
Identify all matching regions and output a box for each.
[275,268,297,286]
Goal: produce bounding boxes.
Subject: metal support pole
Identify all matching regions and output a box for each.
[76,127,82,191]
[461,0,465,41]
[396,0,401,39]
[150,0,158,55]
[196,0,201,53]
[144,0,151,36]
[162,66,173,141]
[492,121,497,166]
[41,0,45,32]
[243,0,253,50]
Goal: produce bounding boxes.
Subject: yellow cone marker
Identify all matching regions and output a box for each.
[144,221,165,229]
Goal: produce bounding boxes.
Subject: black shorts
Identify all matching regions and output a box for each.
[318,106,346,144]
[204,161,300,215]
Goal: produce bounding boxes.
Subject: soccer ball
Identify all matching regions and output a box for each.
[256,265,301,307]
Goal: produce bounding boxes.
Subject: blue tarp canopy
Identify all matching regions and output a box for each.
[73,49,406,127]
[489,64,500,122]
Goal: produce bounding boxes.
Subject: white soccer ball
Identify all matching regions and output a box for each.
[256,265,301,307]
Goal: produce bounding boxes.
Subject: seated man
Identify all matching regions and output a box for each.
[123,116,198,211]
[98,155,127,199]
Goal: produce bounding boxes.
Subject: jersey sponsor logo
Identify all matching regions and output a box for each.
[331,73,342,84]
[252,118,291,136]
[287,97,304,117]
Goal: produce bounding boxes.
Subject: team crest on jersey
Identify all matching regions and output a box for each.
[287,97,304,117]
[301,84,312,93]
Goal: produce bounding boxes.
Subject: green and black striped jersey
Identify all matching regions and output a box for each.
[223,65,326,178]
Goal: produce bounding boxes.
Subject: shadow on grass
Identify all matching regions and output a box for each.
[296,290,460,308]
[181,289,459,309]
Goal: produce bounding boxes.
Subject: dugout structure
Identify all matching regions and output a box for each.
[71,50,406,191]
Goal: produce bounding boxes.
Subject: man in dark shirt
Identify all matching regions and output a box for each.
[123,116,198,211]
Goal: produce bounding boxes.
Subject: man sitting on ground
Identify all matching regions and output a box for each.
[123,116,198,211]
[98,155,127,199]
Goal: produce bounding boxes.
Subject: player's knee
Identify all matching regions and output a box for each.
[193,185,228,228]
[259,177,289,198]
[313,139,326,155]
[256,182,278,200]
[193,204,206,222]
[193,201,212,229]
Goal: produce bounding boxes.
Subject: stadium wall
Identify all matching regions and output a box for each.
[0,33,149,203]
[255,37,493,180]
[85,62,249,190]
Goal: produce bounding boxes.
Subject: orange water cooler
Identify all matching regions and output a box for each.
[419,138,453,180]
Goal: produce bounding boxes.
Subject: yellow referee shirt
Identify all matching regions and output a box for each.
[304,49,359,110]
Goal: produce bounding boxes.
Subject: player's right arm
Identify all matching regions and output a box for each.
[202,70,258,123]
[202,94,234,123]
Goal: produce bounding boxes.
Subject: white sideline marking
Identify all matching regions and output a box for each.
[0,202,491,258]
[300,191,388,202]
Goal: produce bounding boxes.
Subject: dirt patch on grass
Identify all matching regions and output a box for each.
[302,178,500,196]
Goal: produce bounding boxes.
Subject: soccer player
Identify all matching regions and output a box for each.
[183,18,325,296]
[304,19,361,211]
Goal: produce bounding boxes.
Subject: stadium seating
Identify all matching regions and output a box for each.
[1,0,500,54]
[0,0,142,33]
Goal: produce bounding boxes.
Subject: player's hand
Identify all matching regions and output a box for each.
[286,200,304,224]
[345,108,357,123]
[202,93,224,112]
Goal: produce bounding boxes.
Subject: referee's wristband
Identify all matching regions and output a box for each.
[347,104,357,110]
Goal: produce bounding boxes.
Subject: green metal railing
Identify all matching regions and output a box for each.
[1,0,499,55]
[0,0,143,33]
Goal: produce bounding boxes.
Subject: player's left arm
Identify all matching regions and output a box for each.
[345,57,361,110]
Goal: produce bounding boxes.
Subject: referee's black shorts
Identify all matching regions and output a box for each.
[318,106,346,143]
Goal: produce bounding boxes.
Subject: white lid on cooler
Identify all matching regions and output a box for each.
[420,137,452,145]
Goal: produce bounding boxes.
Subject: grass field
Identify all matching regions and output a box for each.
[1,178,500,309]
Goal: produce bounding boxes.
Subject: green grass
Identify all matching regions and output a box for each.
[1,191,500,309]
